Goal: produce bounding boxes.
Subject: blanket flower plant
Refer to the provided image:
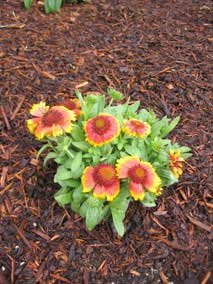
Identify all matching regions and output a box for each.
[27,88,191,236]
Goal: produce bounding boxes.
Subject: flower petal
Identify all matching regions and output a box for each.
[129,181,145,201]
[93,181,120,201]
[92,184,106,199]
[30,102,49,117]
[122,119,151,138]
[169,150,184,178]
[116,156,140,178]
[81,167,96,192]
[27,118,41,134]
[61,99,82,119]
[84,113,120,147]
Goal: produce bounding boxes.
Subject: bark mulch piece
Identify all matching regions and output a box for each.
[0,0,212,283]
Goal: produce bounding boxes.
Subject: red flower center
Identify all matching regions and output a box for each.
[42,110,64,127]
[62,100,78,110]
[128,165,146,183]
[94,164,117,186]
[130,120,145,131]
[92,116,110,135]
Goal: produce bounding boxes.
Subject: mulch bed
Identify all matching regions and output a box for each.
[0,0,212,283]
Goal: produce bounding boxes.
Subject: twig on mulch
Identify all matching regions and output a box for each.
[159,269,169,284]
[201,271,211,284]
[11,96,25,120]
[13,224,32,250]
[50,273,72,284]
[33,252,53,284]
[0,105,11,130]
[186,214,212,232]
[32,63,56,81]
[159,239,193,251]
[0,24,25,29]
[0,166,8,188]
[7,255,15,284]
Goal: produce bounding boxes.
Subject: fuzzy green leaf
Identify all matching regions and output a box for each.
[37,143,51,160]
[45,0,62,14]
[60,179,80,188]
[110,186,129,236]
[111,209,125,236]
[85,197,106,230]
[141,192,157,207]
[71,152,82,173]
[124,145,141,157]
[107,88,124,100]
[161,116,180,137]
[71,125,85,141]
[72,141,89,152]
[157,168,178,186]
[43,152,57,167]
[54,166,72,182]
[24,0,33,10]
[54,188,71,206]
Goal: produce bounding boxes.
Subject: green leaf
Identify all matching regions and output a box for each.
[72,141,89,152]
[54,166,72,182]
[150,118,166,138]
[37,143,51,160]
[83,94,105,119]
[79,200,88,217]
[138,109,157,124]
[141,192,157,207]
[85,197,105,230]
[161,116,180,137]
[60,179,80,188]
[70,185,85,212]
[156,168,178,186]
[126,101,140,115]
[179,146,192,159]
[24,0,33,10]
[54,156,67,164]
[137,141,148,161]
[111,209,125,236]
[86,206,102,230]
[72,185,84,203]
[117,142,123,151]
[43,152,57,167]
[45,0,62,13]
[104,104,127,124]
[124,144,141,157]
[71,125,85,141]
[75,90,85,108]
[71,152,82,173]
[54,188,71,206]
[110,186,130,236]
[71,165,84,179]
[107,88,124,100]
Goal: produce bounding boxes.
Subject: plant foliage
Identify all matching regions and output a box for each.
[27,88,191,236]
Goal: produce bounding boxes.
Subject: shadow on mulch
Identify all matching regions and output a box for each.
[0,0,212,283]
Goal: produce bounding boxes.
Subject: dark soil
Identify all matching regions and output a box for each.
[0,0,212,283]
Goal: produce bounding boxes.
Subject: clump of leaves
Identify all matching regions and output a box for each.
[27,88,192,236]
[24,0,86,14]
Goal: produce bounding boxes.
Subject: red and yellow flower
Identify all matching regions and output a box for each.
[84,113,120,147]
[122,119,151,138]
[169,150,184,178]
[61,98,82,119]
[116,156,161,200]
[27,101,76,139]
[155,186,163,196]
[81,164,120,201]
